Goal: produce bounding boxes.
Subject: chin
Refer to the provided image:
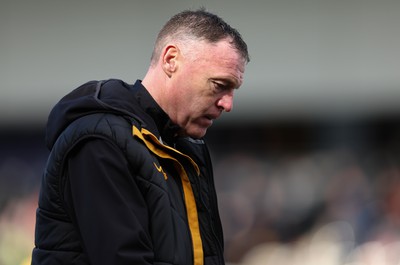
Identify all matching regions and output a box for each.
[186,127,208,139]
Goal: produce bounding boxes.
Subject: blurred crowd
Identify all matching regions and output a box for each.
[214,146,400,265]
[209,120,400,265]
[1,119,400,265]
[0,131,45,265]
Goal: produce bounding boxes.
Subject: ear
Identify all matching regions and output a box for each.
[161,45,179,77]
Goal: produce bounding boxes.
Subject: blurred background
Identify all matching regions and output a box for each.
[1,0,400,264]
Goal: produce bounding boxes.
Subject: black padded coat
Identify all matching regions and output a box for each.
[31,79,225,265]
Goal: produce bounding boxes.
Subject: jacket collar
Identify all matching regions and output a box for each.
[130,80,180,145]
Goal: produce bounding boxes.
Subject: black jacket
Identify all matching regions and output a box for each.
[32,79,224,265]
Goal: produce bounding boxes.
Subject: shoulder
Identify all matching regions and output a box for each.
[51,113,140,160]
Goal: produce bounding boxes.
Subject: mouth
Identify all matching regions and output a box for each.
[205,115,214,121]
[202,113,220,126]
[203,115,218,127]
[205,112,221,121]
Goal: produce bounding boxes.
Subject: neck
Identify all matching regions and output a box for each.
[142,67,169,118]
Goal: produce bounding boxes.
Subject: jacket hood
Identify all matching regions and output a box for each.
[45,79,150,150]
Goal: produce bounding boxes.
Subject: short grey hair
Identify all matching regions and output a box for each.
[150,8,250,65]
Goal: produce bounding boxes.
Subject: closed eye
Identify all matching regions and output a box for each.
[212,80,233,92]
[213,81,225,90]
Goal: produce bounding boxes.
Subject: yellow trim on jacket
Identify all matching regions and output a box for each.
[132,126,204,265]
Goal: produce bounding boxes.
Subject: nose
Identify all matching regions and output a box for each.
[217,92,234,112]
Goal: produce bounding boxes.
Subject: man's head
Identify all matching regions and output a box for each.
[142,8,249,139]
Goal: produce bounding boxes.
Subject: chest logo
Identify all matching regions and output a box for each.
[153,162,168,180]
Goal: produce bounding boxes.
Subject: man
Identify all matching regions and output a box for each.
[32,8,249,265]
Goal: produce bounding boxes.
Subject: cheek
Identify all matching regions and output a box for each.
[190,97,216,117]
[175,82,216,116]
